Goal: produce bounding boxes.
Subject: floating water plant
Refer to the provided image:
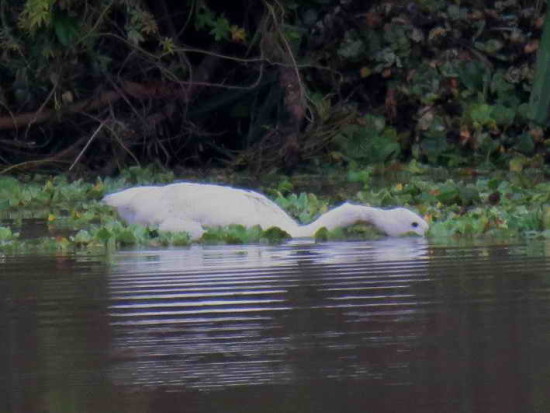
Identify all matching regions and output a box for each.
[2,165,550,251]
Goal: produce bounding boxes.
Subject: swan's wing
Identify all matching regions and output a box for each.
[163,183,298,231]
[104,183,299,232]
[239,189,299,229]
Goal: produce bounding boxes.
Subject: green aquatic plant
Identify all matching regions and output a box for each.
[3,165,550,251]
[315,223,385,242]
[201,225,290,245]
[156,231,192,247]
[274,192,329,224]
[0,226,18,242]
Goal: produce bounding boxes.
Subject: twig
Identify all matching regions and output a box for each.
[0,135,89,174]
[263,0,306,102]
[99,32,266,64]
[80,111,141,166]
[24,78,58,139]
[0,159,69,174]
[0,73,268,131]
[69,122,105,171]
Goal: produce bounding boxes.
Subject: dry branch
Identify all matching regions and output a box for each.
[0,81,191,131]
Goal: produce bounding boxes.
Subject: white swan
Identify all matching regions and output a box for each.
[103,182,429,240]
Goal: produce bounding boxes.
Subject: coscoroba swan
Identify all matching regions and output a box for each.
[103,183,429,240]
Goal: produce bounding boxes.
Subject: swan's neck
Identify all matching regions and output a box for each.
[289,203,376,238]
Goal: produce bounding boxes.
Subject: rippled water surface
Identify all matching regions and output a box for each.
[2,238,550,413]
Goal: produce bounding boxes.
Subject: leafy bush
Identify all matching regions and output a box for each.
[0,0,546,172]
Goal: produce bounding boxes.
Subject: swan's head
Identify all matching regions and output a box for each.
[373,207,429,237]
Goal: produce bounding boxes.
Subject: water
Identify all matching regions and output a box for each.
[2,238,550,413]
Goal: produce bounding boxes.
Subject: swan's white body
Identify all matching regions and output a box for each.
[103,183,429,240]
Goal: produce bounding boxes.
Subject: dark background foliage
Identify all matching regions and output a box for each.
[0,0,546,173]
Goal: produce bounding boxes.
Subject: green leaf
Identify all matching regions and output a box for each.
[72,230,93,245]
[261,227,291,243]
[336,115,400,164]
[19,0,55,32]
[457,60,489,92]
[116,228,138,245]
[95,227,112,243]
[127,29,144,45]
[314,227,329,242]
[53,13,79,46]
[170,232,191,246]
[436,182,460,204]
[459,185,480,206]
[514,133,535,155]
[475,39,504,55]
[209,16,231,41]
[0,226,15,241]
[420,135,448,163]
[196,8,215,29]
[338,31,365,59]
[492,104,515,127]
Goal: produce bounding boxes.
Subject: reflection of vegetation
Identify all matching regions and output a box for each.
[2,165,550,251]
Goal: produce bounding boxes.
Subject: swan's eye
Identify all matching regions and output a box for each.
[411,222,419,228]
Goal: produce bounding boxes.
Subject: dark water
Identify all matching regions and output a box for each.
[2,239,550,413]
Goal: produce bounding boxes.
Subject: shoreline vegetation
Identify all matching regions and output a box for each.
[2,2,550,253]
[2,164,550,252]
[1,1,547,174]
